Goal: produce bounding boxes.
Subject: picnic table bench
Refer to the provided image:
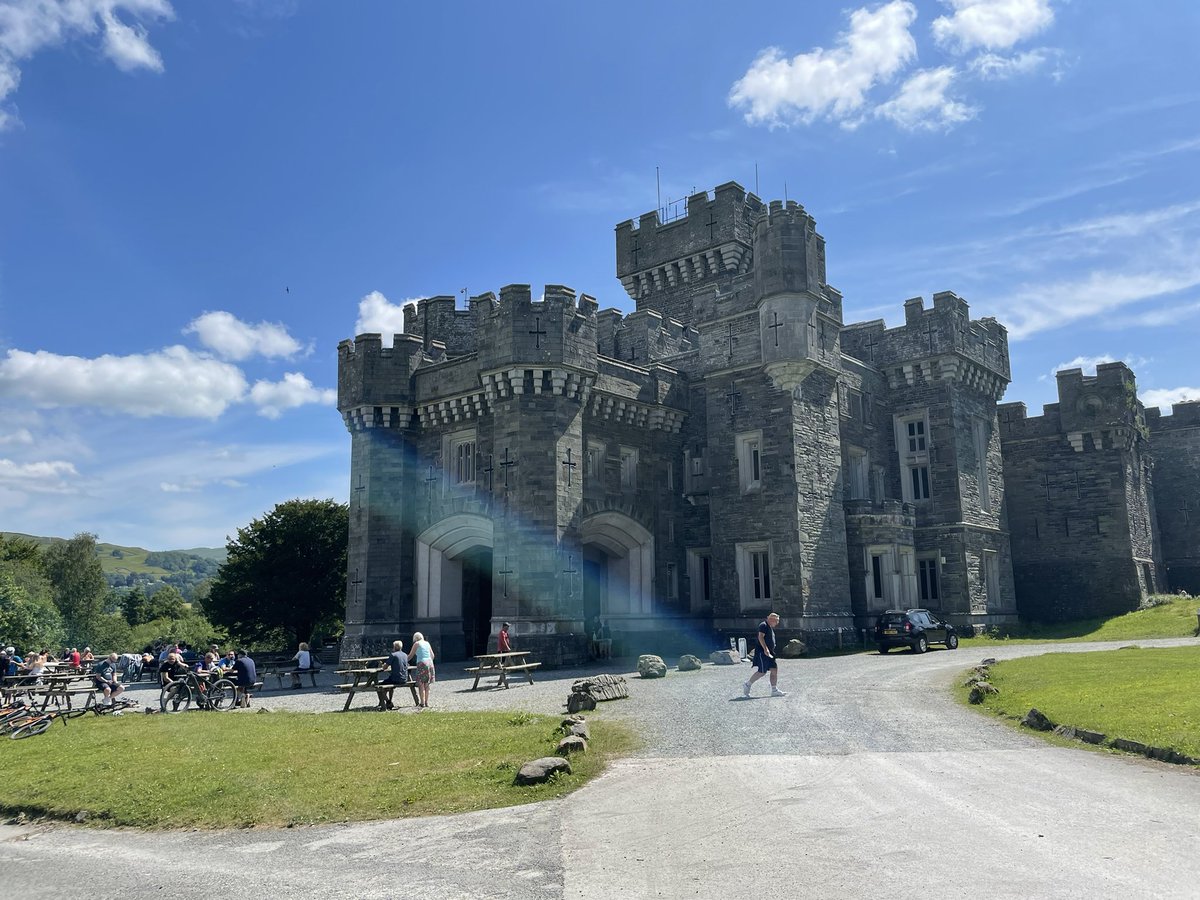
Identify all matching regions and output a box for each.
[3,672,99,712]
[334,657,418,711]
[465,651,541,691]
[258,655,323,689]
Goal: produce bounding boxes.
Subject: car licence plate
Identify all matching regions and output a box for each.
[883,629,898,635]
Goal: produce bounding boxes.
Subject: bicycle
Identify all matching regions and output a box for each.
[4,707,67,740]
[159,670,237,713]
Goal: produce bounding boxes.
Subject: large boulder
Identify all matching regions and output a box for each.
[571,674,629,702]
[777,639,806,659]
[1021,708,1054,731]
[677,654,703,671]
[569,721,591,741]
[709,650,740,665]
[637,655,667,678]
[566,691,597,714]
[514,757,572,786]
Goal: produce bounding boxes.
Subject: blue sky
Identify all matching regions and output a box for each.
[1,0,1198,550]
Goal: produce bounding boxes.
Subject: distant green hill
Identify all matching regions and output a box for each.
[2,533,226,600]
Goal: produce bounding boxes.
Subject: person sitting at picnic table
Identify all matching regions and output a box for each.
[2,646,20,677]
[92,652,125,710]
[407,632,435,709]
[379,640,409,710]
[232,649,257,708]
[159,652,191,685]
[497,622,513,653]
[68,647,81,669]
[290,641,313,689]
[18,651,46,686]
[222,650,237,671]
[196,651,221,673]
[81,647,94,664]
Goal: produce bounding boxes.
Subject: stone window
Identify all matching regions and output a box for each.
[847,447,870,500]
[687,549,712,613]
[666,461,674,491]
[983,551,1000,606]
[585,441,605,482]
[736,543,772,609]
[736,431,763,493]
[868,547,892,606]
[620,446,638,491]
[848,389,864,421]
[665,563,678,600]
[973,419,991,511]
[918,556,940,604]
[443,429,476,487]
[896,412,932,503]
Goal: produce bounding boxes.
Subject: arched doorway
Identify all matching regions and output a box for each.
[415,514,494,658]
[580,511,654,623]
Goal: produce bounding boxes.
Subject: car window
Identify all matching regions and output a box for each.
[879,613,905,625]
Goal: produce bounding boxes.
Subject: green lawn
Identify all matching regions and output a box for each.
[961,645,1200,760]
[962,595,1200,644]
[0,709,637,829]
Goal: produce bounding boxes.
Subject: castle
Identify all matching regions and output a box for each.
[336,181,1200,662]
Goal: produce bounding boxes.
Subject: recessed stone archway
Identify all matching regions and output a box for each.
[414,513,494,621]
[580,510,654,616]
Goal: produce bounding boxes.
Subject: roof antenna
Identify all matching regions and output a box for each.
[784,180,788,204]
[755,162,759,197]
[656,166,661,218]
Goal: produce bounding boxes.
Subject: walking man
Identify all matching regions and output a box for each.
[744,612,786,697]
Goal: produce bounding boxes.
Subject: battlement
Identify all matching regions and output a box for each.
[1054,362,1145,434]
[337,332,425,415]
[471,284,599,374]
[752,198,828,300]
[841,292,1010,384]
[997,400,1063,440]
[402,295,475,355]
[1146,399,1200,431]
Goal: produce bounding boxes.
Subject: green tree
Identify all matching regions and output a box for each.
[147,584,186,620]
[206,498,347,646]
[121,585,152,626]
[0,572,65,651]
[42,533,106,645]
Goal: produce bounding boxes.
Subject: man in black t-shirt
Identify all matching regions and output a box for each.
[233,650,257,708]
[743,612,786,698]
[92,652,125,708]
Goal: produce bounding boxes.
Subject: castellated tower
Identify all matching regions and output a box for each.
[998,363,1162,621]
[337,177,1197,662]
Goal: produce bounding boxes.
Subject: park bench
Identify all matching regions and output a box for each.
[466,652,541,690]
[257,655,323,689]
[374,680,420,709]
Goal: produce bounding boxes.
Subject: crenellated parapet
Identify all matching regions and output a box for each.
[402,296,476,355]
[1146,399,1200,432]
[337,333,425,432]
[615,182,763,304]
[471,283,599,375]
[586,360,688,432]
[999,363,1147,452]
[841,292,1010,399]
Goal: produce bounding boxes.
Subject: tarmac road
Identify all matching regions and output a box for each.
[2,638,1198,899]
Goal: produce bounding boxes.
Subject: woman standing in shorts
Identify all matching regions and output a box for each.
[407,632,436,709]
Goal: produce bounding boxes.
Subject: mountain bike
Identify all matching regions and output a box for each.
[160,670,237,713]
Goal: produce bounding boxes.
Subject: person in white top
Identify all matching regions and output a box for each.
[290,642,313,689]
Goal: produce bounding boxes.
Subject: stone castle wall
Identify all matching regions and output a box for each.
[1147,401,1200,592]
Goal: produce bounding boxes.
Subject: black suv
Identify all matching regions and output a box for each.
[874,609,959,654]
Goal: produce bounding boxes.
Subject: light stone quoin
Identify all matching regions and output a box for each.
[335,180,1200,663]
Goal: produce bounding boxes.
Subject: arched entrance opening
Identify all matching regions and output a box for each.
[580,511,654,626]
[415,514,494,658]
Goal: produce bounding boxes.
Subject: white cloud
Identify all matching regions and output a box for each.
[354,291,413,345]
[249,372,337,419]
[932,0,1055,52]
[159,481,198,493]
[0,458,78,493]
[0,345,247,418]
[0,0,174,129]
[1141,387,1200,412]
[729,1,917,127]
[970,48,1053,80]
[876,67,976,131]
[0,428,34,446]
[1042,354,1150,381]
[184,311,304,361]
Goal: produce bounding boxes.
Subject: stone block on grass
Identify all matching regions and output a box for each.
[514,757,572,786]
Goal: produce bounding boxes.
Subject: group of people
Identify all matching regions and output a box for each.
[157,646,260,707]
[379,632,437,709]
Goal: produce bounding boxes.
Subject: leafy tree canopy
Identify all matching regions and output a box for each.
[0,572,65,651]
[147,584,186,620]
[206,498,347,646]
[43,533,106,646]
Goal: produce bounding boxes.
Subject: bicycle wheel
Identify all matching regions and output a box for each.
[11,717,51,739]
[160,682,192,713]
[208,679,237,711]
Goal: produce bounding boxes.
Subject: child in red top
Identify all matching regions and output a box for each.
[497,622,512,653]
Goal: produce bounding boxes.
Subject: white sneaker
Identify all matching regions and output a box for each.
[771,687,786,697]
[742,681,752,697]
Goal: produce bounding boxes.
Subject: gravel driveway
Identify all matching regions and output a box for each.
[3,638,1199,900]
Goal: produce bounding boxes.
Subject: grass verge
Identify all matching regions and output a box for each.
[0,709,638,829]
[960,645,1200,760]
[961,595,1200,644]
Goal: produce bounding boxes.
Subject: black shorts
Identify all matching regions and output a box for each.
[753,652,777,674]
[93,679,120,691]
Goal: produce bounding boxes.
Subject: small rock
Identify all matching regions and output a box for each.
[566,692,597,714]
[778,639,806,659]
[556,735,588,754]
[677,654,702,671]
[569,722,590,741]
[256,707,272,714]
[561,714,585,730]
[968,682,998,704]
[1021,708,1054,731]
[1110,737,1149,754]
[1077,729,1105,745]
[981,657,998,666]
[709,650,740,665]
[1052,725,1077,739]
[74,810,89,823]
[637,654,667,678]
[514,757,572,786]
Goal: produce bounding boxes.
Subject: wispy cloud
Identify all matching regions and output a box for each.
[1141,386,1200,412]
[875,66,976,131]
[0,0,175,131]
[249,373,337,419]
[1039,353,1150,381]
[184,311,306,361]
[932,0,1055,53]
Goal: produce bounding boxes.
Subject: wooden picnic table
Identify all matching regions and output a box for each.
[334,660,418,711]
[465,651,541,691]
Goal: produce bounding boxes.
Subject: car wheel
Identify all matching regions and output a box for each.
[947,634,959,650]
[878,645,889,654]
[914,635,928,654]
